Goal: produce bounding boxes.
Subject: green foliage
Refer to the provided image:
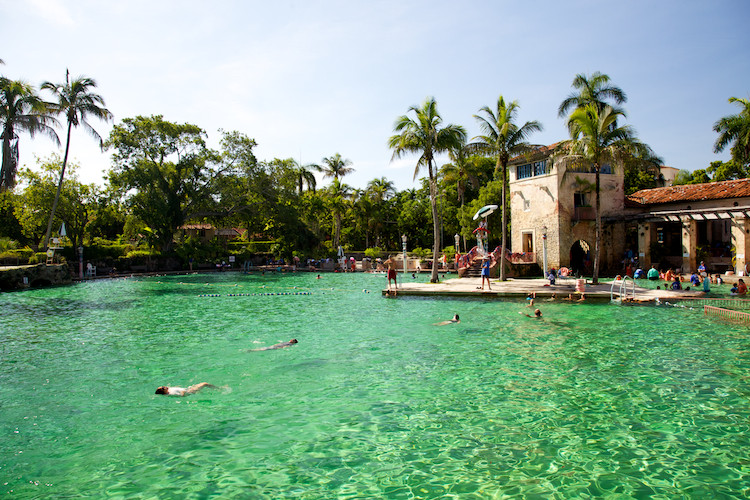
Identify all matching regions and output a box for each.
[14,156,95,249]
[411,247,432,259]
[106,115,218,252]
[124,248,161,260]
[364,247,383,259]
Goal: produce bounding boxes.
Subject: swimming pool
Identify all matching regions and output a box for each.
[2,272,749,498]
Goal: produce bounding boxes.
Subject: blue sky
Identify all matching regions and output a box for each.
[2,0,748,191]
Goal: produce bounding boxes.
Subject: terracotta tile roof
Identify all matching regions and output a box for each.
[627,178,750,206]
[509,143,561,164]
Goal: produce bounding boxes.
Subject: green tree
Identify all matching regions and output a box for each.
[469,95,542,280]
[41,71,112,250]
[366,177,396,248]
[713,97,750,167]
[388,97,466,283]
[321,153,354,181]
[0,78,59,191]
[106,115,217,252]
[323,178,352,250]
[558,104,651,284]
[293,160,321,194]
[707,159,748,181]
[558,71,627,117]
[15,156,94,249]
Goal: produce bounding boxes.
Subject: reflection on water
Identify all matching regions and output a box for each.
[1,273,749,498]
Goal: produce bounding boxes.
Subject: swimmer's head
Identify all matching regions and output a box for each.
[534,309,542,317]
[454,314,459,321]
[155,386,168,395]
[290,339,298,344]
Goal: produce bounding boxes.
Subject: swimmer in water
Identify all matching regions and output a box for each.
[155,382,218,396]
[519,309,542,318]
[249,339,299,351]
[434,314,460,326]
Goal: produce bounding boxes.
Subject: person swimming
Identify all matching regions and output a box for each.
[519,309,542,318]
[155,382,218,396]
[434,314,460,326]
[249,339,299,351]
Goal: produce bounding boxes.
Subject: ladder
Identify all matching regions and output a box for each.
[610,276,636,302]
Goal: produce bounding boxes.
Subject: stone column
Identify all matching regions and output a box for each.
[638,221,653,268]
[681,218,698,273]
[732,217,749,276]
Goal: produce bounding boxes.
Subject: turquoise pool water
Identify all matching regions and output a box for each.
[2,272,749,498]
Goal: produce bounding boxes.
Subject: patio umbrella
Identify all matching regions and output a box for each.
[473,204,498,220]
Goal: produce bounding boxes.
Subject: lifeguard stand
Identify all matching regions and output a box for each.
[46,237,65,264]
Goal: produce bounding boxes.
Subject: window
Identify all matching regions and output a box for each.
[516,160,549,180]
[574,192,588,207]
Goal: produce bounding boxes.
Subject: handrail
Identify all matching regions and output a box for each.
[610,276,636,302]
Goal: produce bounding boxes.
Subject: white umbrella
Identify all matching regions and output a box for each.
[59,223,67,237]
[473,204,498,220]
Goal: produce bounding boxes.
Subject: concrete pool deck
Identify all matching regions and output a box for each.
[383,276,710,302]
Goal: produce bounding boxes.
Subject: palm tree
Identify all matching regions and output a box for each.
[321,153,354,181]
[294,160,321,194]
[0,78,59,191]
[326,178,352,251]
[558,104,651,284]
[41,71,112,250]
[388,96,466,283]
[558,71,627,117]
[468,95,542,281]
[714,97,750,166]
[366,177,396,247]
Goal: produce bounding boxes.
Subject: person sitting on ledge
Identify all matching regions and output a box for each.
[671,277,682,290]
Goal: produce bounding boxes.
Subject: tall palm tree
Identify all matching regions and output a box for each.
[388,96,466,283]
[558,71,627,117]
[366,177,396,247]
[326,178,352,251]
[41,71,112,250]
[558,104,650,284]
[294,160,321,194]
[441,137,471,206]
[321,153,354,181]
[714,97,750,166]
[468,95,542,280]
[0,78,59,191]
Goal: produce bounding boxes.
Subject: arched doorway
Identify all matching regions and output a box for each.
[570,239,591,276]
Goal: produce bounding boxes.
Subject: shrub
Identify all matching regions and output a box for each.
[364,247,383,259]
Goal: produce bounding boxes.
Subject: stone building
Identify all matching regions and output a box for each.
[508,144,627,275]
[508,144,750,276]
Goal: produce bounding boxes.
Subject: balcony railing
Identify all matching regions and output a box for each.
[506,252,536,264]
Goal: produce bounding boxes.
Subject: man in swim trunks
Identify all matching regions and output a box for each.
[479,257,491,290]
[249,339,299,351]
[385,256,398,291]
[155,382,217,396]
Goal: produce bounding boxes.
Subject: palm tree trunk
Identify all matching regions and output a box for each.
[428,160,440,283]
[334,212,341,250]
[1,127,11,191]
[42,120,72,251]
[499,160,507,281]
[593,165,601,284]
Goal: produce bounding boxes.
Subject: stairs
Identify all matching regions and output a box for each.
[462,260,484,278]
